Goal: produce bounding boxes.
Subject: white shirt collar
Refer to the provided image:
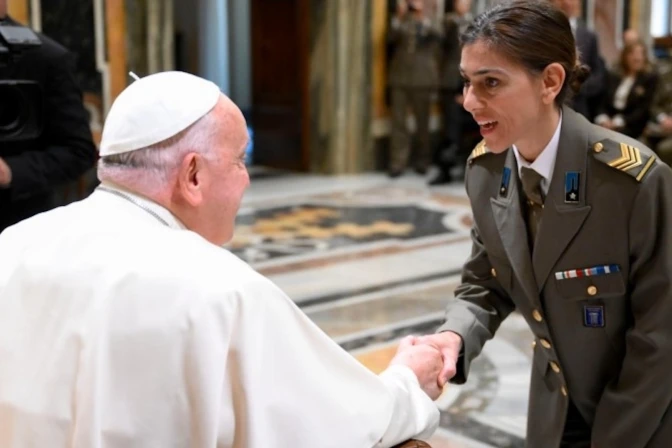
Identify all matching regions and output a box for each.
[97,182,187,230]
[512,113,563,195]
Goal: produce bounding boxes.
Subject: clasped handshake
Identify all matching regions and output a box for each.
[388,331,463,400]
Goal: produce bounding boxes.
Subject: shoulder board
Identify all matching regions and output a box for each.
[468,140,490,163]
[591,138,657,182]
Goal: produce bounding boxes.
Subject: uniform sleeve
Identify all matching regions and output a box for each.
[592,162,672,447]
[436,168,517,384]
[4,49,97,200]
[437,223,517,384]
[223,275,439,448]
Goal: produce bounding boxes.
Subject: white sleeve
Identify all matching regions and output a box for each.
[225,274,441,448]
[375,365,440,447]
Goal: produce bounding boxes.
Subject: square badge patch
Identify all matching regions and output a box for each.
[583,305,605,328]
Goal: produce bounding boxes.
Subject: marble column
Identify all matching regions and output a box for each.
[592,0,622,64]
[198,0,229,94]
[309,0,373,174]
[125,0,175,78]
[107,0,127,103]
[7,0,30,25]
[632,0,653,50]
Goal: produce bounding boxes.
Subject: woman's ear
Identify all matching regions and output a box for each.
[542,62,566,105]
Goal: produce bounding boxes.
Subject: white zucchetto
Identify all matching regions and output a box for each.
[99,71,221,157]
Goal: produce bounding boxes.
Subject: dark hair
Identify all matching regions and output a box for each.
[460,0,591,107]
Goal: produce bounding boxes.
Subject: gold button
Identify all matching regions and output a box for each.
[532,310,543,322]
[531,340,537,348]
[587,285,598,296]
[491,268,497,277]
[551,362,561,373]
[593,142,604,153]
[540,339,552,349]
[561,386,568,396]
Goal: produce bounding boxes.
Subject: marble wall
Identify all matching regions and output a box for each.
[125,0,174,78]
[309,0,374,174]
[592,0,622,65]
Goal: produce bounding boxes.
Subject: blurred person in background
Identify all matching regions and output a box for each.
[431,0,474,185]
[595,40,658,139]
[387,0,442,178]
[552,0,606,121]
[646,58,672,164]
[0,0,97,234]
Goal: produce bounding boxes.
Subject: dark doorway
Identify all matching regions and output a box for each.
[250,0,310,171]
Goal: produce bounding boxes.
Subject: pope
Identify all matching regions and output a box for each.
[0,71,443,447]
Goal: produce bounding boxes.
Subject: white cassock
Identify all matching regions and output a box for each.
[0,184,439,448]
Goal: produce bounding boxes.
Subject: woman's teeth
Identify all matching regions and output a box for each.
[478,121,497,130]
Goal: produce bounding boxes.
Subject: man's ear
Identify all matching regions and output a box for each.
[175,153,204,207]
[542,62,566,105]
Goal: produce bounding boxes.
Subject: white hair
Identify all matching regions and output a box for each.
[97,107,220,194]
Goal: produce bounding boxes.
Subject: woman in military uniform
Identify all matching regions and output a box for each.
[417,1,672,447]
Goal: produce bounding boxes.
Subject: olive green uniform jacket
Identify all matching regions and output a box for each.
[438,106,672,448]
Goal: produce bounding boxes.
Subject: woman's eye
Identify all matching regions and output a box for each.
[485,78,499,88]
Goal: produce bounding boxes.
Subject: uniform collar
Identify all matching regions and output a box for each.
[512,112,563,195]
[96,182,187,231]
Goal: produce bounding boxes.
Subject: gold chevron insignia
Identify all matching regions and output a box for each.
[608,143,642,172]
[469,140,489,161]
[592,138,657,182]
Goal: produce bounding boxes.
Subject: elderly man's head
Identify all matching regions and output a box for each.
[97,72,250,246]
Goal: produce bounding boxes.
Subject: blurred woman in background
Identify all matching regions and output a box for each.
[595,40,658,139]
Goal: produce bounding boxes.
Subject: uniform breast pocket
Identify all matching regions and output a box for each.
[555,269,626,301]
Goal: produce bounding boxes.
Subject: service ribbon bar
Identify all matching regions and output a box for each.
[555,264,620,280]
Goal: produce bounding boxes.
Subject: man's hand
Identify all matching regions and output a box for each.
[0,158,12,186]
[415,331,462,386]
[390,336,443,400]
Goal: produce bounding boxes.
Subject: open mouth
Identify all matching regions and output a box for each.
[476,120,498,136]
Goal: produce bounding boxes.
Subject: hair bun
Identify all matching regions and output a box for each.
[569,62,591,94]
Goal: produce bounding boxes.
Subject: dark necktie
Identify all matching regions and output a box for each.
[520,166,545,248]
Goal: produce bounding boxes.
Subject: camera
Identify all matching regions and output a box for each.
[0,18,43,143]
